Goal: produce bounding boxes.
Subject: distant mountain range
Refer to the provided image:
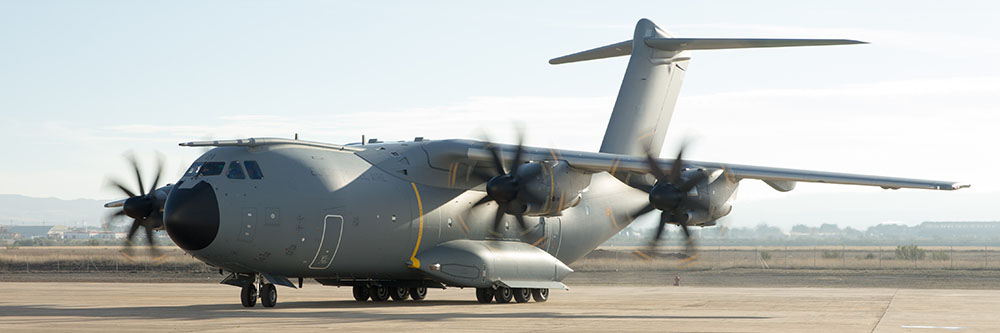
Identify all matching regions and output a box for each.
[0,194,107,227]
[2,190,998,230]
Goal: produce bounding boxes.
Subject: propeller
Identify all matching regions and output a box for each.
[104,153,166,255]
[468,132,543,234]
[630,143,707,256]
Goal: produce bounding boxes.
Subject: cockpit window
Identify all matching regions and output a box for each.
[244,160,264,179]
[184,162,203,176]
[226,161,246,179]
[198,162,225,176]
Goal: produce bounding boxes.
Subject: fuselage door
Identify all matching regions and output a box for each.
[546,217,562,256]
[309,215,344,270]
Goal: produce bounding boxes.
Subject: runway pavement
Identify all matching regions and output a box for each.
[0,282,996,332]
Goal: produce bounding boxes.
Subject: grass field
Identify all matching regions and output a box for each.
[2,245,999,288]
[578,245,1000,271]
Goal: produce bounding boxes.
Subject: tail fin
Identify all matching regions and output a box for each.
[551,18,864,156]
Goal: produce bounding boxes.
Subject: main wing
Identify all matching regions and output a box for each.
[434,140,968,191]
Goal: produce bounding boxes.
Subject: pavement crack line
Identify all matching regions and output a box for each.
[871,289,899,333]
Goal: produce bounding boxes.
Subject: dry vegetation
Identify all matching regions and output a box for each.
[0,246,210,273]
[2,245,999,288]
[573,245,1000,272]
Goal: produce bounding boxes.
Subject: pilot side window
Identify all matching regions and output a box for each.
[198,162,225,176]
[226,161,246,179]
[244,160,264,179]
[184,162,203,176]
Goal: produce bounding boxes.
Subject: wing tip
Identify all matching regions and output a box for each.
[947,183,972,190]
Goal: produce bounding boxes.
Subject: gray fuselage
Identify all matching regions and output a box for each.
[176,140,644,282]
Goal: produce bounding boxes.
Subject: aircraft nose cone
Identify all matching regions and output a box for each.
[164,181,220,251]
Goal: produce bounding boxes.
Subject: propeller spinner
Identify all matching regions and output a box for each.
[104,153,166,255]
[468,132,544,234]
[630,143,709,256]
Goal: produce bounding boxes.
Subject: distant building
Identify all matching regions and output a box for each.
[1,225,63,239]
[63,230,126,240]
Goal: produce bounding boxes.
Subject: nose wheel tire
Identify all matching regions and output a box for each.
[475,287,495,304]
[352,285,370,301]
[409,287,427,301]
[369,285,390,302]
[240,284,257,307]
[494,287,513,304]
[531,288,549,302]
[389,287,410,301]
[260,283,277,308]
[512,288,531,303]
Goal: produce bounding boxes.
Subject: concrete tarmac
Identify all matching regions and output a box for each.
[0,282,996,332]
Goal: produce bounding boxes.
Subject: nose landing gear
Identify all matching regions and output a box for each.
[239,274,278,308]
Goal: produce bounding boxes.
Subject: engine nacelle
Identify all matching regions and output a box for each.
[675,168,739,226]
[514,160,590,216]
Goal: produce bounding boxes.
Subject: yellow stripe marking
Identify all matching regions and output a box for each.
[547,162,556,213]
[408,182,425,268]
[457,214,470,235]
[548,148,559,162]
[606,207,621,229]
[633,249,652,260]
[556,190,565,212]
[531,235,547,247]
[609,159,621,175]
[451,162,461,187]
[119,250,136,263]
[679,253,700,267]
[721,163,735,184]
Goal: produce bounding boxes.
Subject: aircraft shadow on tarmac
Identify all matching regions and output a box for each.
[0,302,771,322]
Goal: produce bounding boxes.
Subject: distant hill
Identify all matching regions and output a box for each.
[0,194,107,227]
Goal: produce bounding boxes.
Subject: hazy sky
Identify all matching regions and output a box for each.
[2,1,998,226]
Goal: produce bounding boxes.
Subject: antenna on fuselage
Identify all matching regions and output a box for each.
[294,133,299,140]
[362,134,366,146]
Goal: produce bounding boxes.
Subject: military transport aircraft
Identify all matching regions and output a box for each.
[103,19,968,307]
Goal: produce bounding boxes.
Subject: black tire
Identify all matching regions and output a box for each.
[389,287,410,301]
[352,285,369,301]
[512,288,531,303]
[369,285,390,302]
[475,287,494,304]
[240,284,257,307]
[531,288,549,302]
[409,287,427,301]
[494,287,513,304]
[261,283,277,308]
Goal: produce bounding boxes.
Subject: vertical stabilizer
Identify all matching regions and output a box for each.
[549,19,865,157]
[602,19,685,156]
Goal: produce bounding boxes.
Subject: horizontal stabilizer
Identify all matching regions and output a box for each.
[550,37,865,65]
[644,38,866,51]
[549,40,632,65]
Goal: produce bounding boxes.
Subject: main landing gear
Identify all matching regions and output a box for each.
[352,284,428,302]
[240,275,278,308]
[476,287,549,304]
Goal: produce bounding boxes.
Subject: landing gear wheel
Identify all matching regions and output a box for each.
[260,283,277,308]
[240,284,257,307]
[531,288,549,302]
[513,288,531,303]
[475,287,495,304]
[389,287,410,301]
[369,285,390,302]
[409,287,427,301]
[494,287,513,304]
[352,285,370,301]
